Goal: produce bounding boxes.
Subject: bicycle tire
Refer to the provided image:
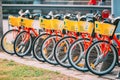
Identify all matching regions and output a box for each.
[1,29,19,54]
[14,31,32,57]
[41,35,62,65]
[85,40,117,75]
[54,36,76,68]
[68,38,89,72]
[32,33,50,62]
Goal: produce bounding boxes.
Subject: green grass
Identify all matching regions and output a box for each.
[11,66,44,77]
[0,59,78,80]
[6,60,16,66]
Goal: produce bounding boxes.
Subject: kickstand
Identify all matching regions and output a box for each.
[30,51,34,58]
[116,71,120,79]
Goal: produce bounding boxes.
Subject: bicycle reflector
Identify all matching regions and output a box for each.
[102,9,110,19]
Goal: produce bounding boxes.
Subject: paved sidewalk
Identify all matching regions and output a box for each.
[0,52,119,80]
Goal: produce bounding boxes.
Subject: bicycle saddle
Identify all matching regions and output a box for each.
[32,14,41,18]
[69,16,78,21]
[42,15,52,19]
[86,13,97,22]
[64,13,71,19]
[21,13,30,18]
[54,14,64,20]
[103,19,111,24]
[65,14,78,21]
[79,16,86,21]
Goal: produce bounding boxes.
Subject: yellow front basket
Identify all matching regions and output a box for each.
[78,21,94,34]
[95,21,116,36]
[39,18,52,29]
[21,18,34,28]
[64,19,78,32]
[8,15,21,27]
[52,19,64,30]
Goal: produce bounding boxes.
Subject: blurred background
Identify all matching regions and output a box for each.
[1,0,120,33]
[2,0,111,18]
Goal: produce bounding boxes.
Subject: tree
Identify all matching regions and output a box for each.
[0,0,3,51]
[0,0,3,38]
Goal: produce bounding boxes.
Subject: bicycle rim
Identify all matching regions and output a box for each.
[68,38,89,71]
[86,41,117,75]
[1,29,19,54]
[41,35,62,65]
[33,33,49,62]
[54,36,76,68]
[14,31,32,57]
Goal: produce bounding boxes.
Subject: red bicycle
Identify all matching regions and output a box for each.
[85,17,120,75]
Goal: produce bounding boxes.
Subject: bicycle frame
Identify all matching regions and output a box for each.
[91,17,120,65]
[22,28,39,43]
[12,27,21,37]
[94,34,120,63]
[10,27,25,40]
[80,33,104,54]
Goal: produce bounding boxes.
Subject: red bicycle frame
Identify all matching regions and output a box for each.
[22,28,39,44]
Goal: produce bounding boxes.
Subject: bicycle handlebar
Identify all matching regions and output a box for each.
[18,9,40,19]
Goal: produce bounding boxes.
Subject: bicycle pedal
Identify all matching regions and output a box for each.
[77,63,84,67]
[73,56,78,61]
[90,63,95,69]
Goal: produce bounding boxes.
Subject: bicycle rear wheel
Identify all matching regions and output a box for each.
[41,35,62,65]
[68,38,89,71]
[14,31,32,57]
[85,40,117,75]
[1,29,19,54]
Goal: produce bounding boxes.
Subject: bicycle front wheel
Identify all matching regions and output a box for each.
[14,31,32,57]
[1,29,19,54]
[85,40,117,75]
[32,33,50,62]
[54,36,76,68]
[41,35,62,65]
[68,38,89,72]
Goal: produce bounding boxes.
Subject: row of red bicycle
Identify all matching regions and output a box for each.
[1,9,120,75]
